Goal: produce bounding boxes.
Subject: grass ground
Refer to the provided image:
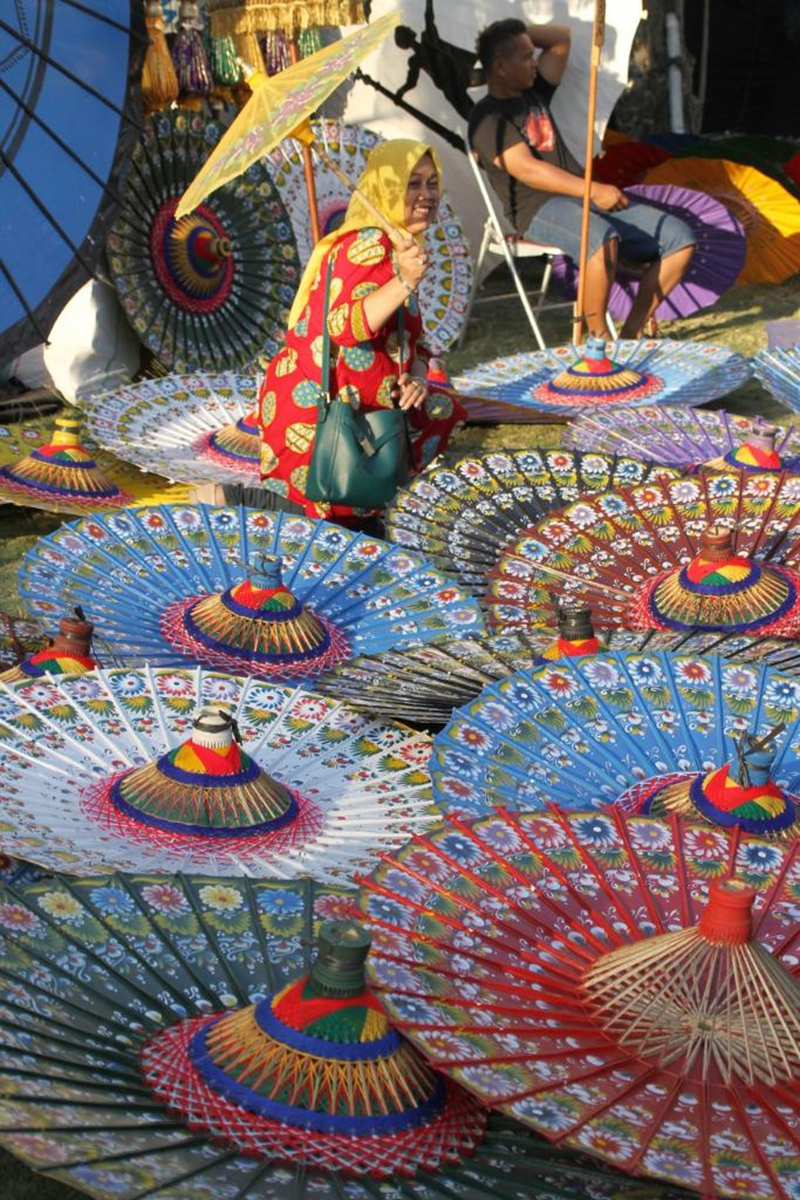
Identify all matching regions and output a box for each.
[0,264,798,1199]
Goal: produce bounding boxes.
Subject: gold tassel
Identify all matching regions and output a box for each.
[142,0,179,115]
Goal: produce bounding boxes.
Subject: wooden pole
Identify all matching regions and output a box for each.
[288,40,322,246]
[571,0,606,344]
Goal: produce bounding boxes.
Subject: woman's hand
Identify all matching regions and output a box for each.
[591,183,629,212]
[391,372,428,410]
[395,236,429,292]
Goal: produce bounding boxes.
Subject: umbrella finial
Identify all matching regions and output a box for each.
[698,879,755,945]
[308,921,372,997]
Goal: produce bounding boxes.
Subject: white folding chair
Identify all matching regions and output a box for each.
[459,138,616,350]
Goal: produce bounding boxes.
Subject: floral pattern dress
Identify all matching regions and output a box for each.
[258,227,464,519]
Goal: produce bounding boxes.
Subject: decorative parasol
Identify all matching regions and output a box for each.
[487,469,800,640]
[431,649,800,838]
[0,1,144,361]
[317,618,800,728]
[451,339,752,419]
[385,449,680,596]
[359,808,800,1199]
[18,506,483,682]
[83,372,263,487]
[267,118,472,354]
[175,13,400,220]
[0,665,436,880]
[644,157,800,286]
[553,184,747,322]
[593,139,672,187]
[106,109,300,373]
[568,404,800,470]
[753,346,800,413]
[0,613,46,677]
[0,412,191,513]
[0,875,690,1200]
[0,611,96,685]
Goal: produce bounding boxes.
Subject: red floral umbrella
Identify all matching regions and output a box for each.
[358,807,800,1200]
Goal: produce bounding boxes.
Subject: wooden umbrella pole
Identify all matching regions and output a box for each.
[310,142,406,248]
[288,40,322,245]
[571,0,606,344]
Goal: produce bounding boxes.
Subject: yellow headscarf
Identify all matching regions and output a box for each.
[287,138,443,328]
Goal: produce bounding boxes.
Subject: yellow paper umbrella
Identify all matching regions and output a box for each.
[644,156,800,285]
[176,13,399,220]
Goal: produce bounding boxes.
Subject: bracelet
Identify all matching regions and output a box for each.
[394,263,417,296]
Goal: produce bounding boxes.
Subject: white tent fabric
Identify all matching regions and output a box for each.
[344,1,642,254]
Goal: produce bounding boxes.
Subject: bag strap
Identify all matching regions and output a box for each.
[319,256,335,398]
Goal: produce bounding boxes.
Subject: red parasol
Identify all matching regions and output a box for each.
[359,807,800,1199]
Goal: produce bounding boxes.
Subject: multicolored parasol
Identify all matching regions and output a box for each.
[568,404,800,469]
[0,613,47,677]
[18,507,483,682]
[644,157,800,285]
[1,0,144,361]
[267,118,472,353]
[452,339,752,418]
[106,109,300,372]
[83,373,263,487]
[431,649,800,838]
[552,184,746,322]
[487,469,800,639]
[0,873,691,1200]
[359,808,800,1199]
[752,346,800,413]
[385,449,680,595]
[0,611,97,685]
[0,665,435,880]
[0,413,191,513]
[316,620,800,727]
[175,13,400,219]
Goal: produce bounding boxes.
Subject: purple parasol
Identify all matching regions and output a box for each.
[552,183,746,321]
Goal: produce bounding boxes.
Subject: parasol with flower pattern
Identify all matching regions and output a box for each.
[358,807,799,1199]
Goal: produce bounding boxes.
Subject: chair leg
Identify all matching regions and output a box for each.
[536,257,554,315]
[506,254,546,351]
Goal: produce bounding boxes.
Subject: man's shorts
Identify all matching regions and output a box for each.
[524,196,696,263]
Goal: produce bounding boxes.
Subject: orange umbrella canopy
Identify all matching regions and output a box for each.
[644,156,800,285]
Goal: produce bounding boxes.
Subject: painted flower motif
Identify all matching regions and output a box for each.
[0,904,41,934]
[581,660,622,690]
[511,1096,576,1131]
[199,884,244,912]
[676,659,713,685]
[37,891,84,922]
[723,667,757,699]
[450,721,491,751]
[141,883,190,914]
[313,893,358,922]
[89,887,136,916]
[573,815,617,849]
[736,842,784,876]
[629,819,673,852]
[257,889,304,918]
[158,673,196,698]
[683,826,728,862]
[172,508,203,532]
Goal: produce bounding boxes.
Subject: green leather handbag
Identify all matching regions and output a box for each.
[305,261,411,510]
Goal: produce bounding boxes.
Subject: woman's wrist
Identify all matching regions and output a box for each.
[393,262,417,296]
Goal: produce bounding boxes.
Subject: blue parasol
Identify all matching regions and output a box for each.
[452,338,752,418]
[0,0,144,362]
[753,346,800,412]
[18,505,483,680]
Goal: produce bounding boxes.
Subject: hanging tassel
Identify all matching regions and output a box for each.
[209,34,242,87]
[142,0,179,115]
[234,29,267,77]
[172,0,213,108]
[297,27,324,60]
[263,30,290,75]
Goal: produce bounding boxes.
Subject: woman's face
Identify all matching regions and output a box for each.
[404,154,439,234]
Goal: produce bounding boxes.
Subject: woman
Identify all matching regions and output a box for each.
[258,139,465,520]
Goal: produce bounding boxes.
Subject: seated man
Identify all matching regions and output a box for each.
[468,19,695,338]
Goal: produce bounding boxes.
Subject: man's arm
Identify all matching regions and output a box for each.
[527,22,571,85]
[492,141,628,211]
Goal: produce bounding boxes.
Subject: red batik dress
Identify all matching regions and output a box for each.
[258,227,464,520]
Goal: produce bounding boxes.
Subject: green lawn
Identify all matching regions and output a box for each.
[0,265,798,1200]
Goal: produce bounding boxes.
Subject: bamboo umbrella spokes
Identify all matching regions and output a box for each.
[583,881,800,1088]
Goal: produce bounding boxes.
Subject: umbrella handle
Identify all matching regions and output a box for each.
[311,143,406,249]
[572,0,606,344]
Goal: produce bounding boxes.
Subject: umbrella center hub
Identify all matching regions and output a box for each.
[533,339,664,406]
[151,198,235,312]
[640,526,800,634]
[204,410,261,465]
[619,766,800,838]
